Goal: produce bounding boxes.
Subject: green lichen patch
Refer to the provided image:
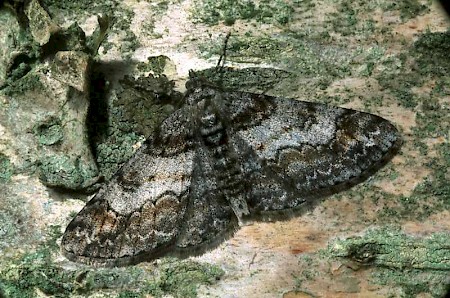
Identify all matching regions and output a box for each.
[113,6,139,60]
[0,225,223,298]
[291,227,450,297]
[413,30,450,78]
[323,1,388,39]
[0,226,69,298]
[371,268,449,298]
[327,1,359,37]
[364,27,450,225]
[93,130,143,181]
[34,117,64,146]
[191,0,297,26]
[87,69,181,180]
[2,71,44,96]
[1,62,100,191]
[408,142,450,207]
[39,154,99,190]
[323,0,428,40]
[375,139,449,222]
[377,73,420,108]
[0,184,32,250]
[0,225,143,297]
[143,258,224,298]
[376,29,450,109]
[137,55,175,76]
[0,153,14,181]
[328,227,450,271]
[42,0,122,18]
[326,228,450,297]
[0,8,32,87]
[384,0,430,21]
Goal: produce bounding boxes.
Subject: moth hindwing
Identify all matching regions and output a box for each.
[62,71,401,267]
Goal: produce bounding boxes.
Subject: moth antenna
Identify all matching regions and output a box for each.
[213,31,232,89]
[216,31,232,71]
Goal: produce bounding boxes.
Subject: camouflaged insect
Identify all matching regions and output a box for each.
[62,71,401,267]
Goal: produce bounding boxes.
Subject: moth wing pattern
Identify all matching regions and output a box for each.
[221,90,401,219]
[62,101,242,266]
[62,107,198,266]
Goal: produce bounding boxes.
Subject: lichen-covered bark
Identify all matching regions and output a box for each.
[0,0,449,297]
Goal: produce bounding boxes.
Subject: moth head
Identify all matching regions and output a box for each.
[184,70,222,106]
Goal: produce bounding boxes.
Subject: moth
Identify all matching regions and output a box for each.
[62,70,401,267]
